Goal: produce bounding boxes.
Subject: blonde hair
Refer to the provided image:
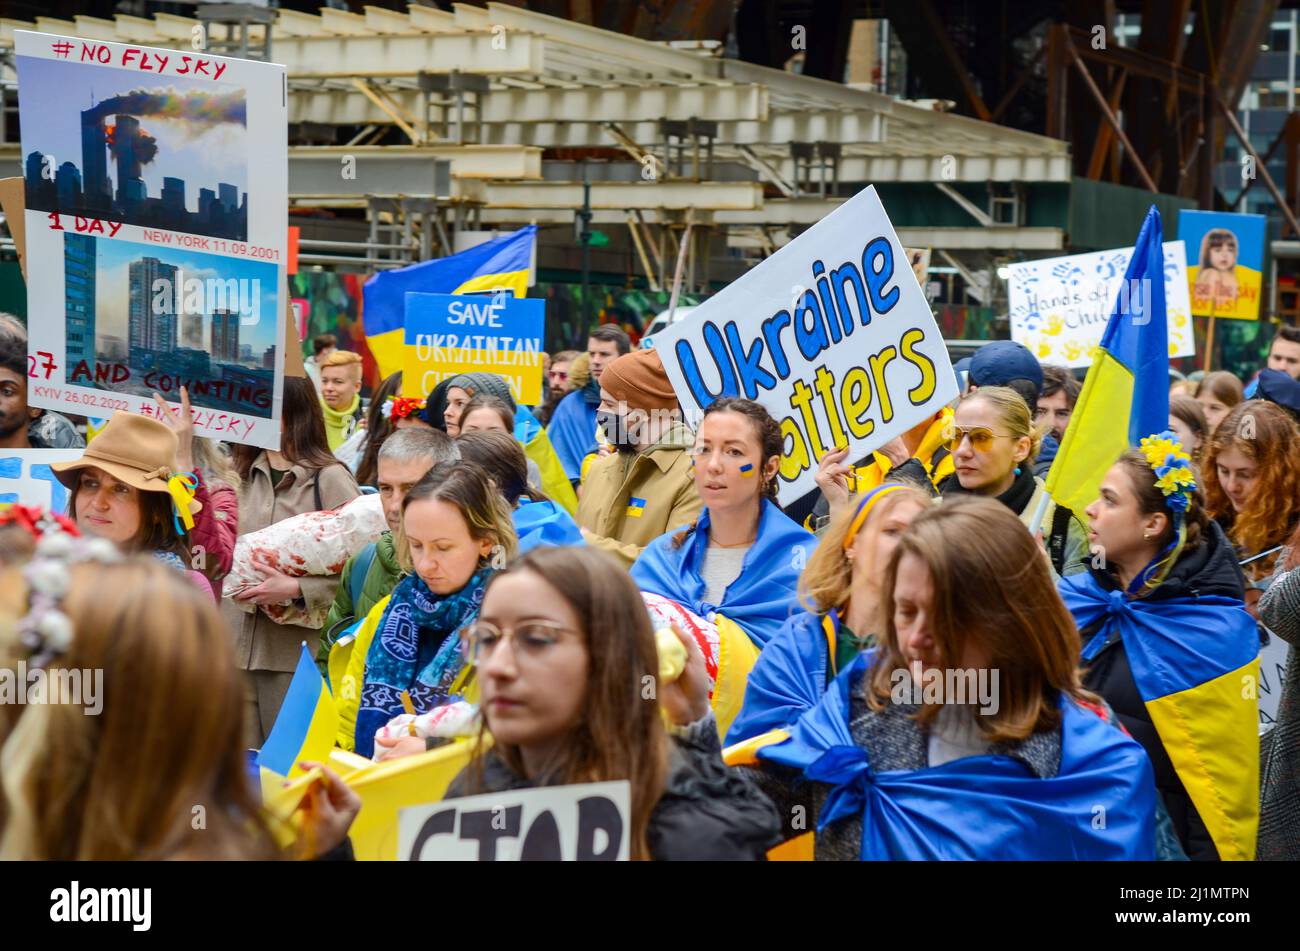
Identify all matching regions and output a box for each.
[0,559,276,859]
[799,486,929,615]
[395,461,518,573]
[191,437,241,492]
[321,349,363,381]
[961,385,1044,463]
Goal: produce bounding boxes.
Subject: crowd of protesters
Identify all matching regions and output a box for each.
[2,307,1299,862]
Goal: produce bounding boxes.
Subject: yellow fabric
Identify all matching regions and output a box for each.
[343,737,492,860]
[721,727,791,766]
[333,595,391,751]
[1146,658,1260,860]
[368,329,406,380]
[848,407,955,494]
[768,834,815,861]
[1044,352,1134,523]
[167,473,198,532]
[321,393,361,451]
[524,427,579,515]
[711,615,762,742]
[579,451,598,485]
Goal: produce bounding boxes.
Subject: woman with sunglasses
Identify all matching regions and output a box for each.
[937,386,1088,578]
[1060,434,1259,861]
[335,461,516,758]
[630,398,817,649]
[726,482,930,745]
[445,546,782,860]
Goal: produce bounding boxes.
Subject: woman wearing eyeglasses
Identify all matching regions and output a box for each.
[726,482,930,745]
[630,397,817,650]
[937,386,1088,578]
[445,546,782,860]
[334,461,517,758]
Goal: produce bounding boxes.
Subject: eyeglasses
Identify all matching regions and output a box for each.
[465,619,579,665]
[942,424,1016,453]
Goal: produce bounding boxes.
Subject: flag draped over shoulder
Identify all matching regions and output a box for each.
[257,645,337,779]
[731,654,1158,860]
[362,226,536,378]
[1059,574,1261,859]
[1044,206,1170,520]
[514,404,579,515]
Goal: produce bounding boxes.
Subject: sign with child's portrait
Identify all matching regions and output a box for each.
[1178,210,1267,320]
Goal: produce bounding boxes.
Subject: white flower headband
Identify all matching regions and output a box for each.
[15,516,123,670]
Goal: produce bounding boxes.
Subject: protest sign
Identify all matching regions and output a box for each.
[1178,210,1267,320]
[653,186,956,505]
[399,781,630,861]
[401,291,545,405]
[0,449,82,513]
[1259,633,1290,733]
[1007,242,1194,369]
[15,31,288,450]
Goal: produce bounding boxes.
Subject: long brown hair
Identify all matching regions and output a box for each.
[455,430,549,506]
[355,370,404,487]
[232,376,339,479]
[470,546,669,860]
[0,559,276,859]
[67,476,189,559]
[396,461,518,573]
[866,496,1094,743]
[1202,400,1300,565]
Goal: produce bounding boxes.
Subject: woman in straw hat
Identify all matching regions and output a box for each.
[49,411,211,598]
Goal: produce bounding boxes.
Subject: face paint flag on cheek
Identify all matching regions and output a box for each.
[739,462,756,478]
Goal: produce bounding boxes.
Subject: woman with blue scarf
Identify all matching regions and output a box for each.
[630,398,816,649]
[727,496,1160,860]
[1061,433,1260,861]
[335,461,517,758]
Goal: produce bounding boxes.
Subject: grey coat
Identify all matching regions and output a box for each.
[1258,550,1300,861]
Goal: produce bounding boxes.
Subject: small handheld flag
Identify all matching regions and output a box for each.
[257,644,338,779]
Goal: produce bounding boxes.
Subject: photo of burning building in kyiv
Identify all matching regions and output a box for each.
[18,56,249,241]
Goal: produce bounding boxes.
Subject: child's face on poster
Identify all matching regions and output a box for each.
[1210,241,1237,271]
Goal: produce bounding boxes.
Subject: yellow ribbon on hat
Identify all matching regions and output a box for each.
[167,472,200,533]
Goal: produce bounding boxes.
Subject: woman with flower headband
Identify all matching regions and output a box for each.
[1060,432,1260,861]
[48,411,210,598]
[726,482,930,745]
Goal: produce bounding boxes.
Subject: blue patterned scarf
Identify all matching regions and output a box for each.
[354,567,491,758]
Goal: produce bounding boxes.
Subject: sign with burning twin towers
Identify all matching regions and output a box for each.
[16,31,287,449]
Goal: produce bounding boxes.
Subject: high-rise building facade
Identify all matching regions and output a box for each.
[128,256,178,366]
[64,233,97,371]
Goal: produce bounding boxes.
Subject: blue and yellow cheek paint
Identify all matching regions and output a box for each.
[739,462,756,478]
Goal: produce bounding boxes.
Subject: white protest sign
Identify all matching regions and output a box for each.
[16,31,288,450]
[1006,242,1194,368]
[398,780,630,861]
[1258,631,1290,733]
[0,449,81,513]
[653,186,956,505]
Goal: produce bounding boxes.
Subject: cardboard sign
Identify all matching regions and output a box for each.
[401,291,545,405]
[0,178,28,281]
[16,31,288,450]
[1178,210,1267,320]
[398,781,631,861]
[0,449,82,513]
[653,186,956,505]
[1007,242,1194,368]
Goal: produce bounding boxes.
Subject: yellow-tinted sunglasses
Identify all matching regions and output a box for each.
[942,424,1016,453]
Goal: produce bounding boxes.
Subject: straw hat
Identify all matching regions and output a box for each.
[50,413,201,516]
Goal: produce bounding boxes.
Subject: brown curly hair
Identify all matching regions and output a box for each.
[1202,400,1300,571]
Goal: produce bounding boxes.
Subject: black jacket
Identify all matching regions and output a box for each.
[1079,520,1249,861]
[443,715,782,860]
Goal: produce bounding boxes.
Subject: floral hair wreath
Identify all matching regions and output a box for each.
[1,505,123,670]
[1137,431,1197,516]
[382,396,427,421]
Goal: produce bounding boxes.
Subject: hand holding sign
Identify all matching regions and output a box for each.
[152,386,195,473]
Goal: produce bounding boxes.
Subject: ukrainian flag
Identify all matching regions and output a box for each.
[362,226,536,379]
[626,497,647,519]
[257,645,338,780]
[515,404,579,515]
[1043,205,1170,521]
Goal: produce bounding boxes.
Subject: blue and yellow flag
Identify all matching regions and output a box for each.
[257,644,338,779]
[515,404,579,515]
[1043,206,1169,521]
[362,226,536,379]
[1060,571,1260,859]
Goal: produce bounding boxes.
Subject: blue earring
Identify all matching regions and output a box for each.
[1014,466,1022,476]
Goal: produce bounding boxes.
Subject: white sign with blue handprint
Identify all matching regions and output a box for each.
[1006,241,1193,368]
[0,449,81,514]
